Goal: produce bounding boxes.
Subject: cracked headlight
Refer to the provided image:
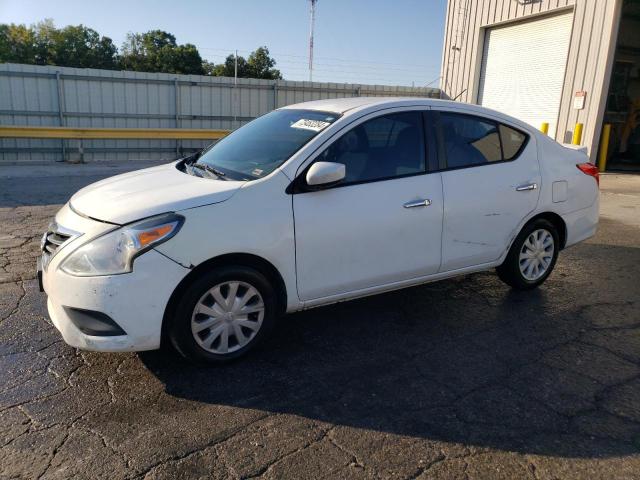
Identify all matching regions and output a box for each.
[60,213,184,277]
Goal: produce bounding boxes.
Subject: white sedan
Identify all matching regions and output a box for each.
[39,97,599,363]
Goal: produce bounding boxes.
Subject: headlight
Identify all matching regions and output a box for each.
[60,213,184,276]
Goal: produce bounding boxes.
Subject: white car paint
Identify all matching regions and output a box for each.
[41,97,599,353]
[294,169,444,300]
[69,162,243,224]
[435,105,542,271]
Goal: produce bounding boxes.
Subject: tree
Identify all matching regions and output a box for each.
[50,24,117,69]
[141,30,176,51]
[119,30,204,74]
[0,23,36,63]
[247,46,281,80]
[33,19,57,65]
[118,32,145,70]
[172,44,204,75]
[204,53,249,77]
[202,60,218,76]
[203,47,281,80]
[0,19,117,69]
[0,20,283,79]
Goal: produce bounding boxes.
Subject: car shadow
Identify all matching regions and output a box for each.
[140,262,640,459]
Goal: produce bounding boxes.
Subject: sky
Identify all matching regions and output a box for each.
[0,0,447,87]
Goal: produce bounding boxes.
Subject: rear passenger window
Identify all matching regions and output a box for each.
[440,113,501,168]
[500,124,527,160]
[439,112,528,169]
[316,111,426,184]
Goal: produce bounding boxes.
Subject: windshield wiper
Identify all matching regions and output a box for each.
[191,162,227,180]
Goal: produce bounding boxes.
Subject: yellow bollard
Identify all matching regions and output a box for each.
[572,123,584,145]
[598,123,611,172]
[540,122,549,135]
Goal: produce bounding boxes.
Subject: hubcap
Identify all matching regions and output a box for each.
[519,229,554,281]
[191,281,265,354]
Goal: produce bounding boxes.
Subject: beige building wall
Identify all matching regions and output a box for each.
[441,0,623,162]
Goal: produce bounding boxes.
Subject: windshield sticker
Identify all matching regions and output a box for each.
[291,118,331,132]
[251,168,264,176]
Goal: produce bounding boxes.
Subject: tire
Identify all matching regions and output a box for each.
[168,266,277,364]
[496,219,560,290]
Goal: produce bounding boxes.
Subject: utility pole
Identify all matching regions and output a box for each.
[308,0,317,82]
[234,49,238,125]
[234,49,238,83]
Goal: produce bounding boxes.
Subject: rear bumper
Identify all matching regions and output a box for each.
[562,195,599,248]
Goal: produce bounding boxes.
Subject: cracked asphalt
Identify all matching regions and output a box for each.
[1,164,639,479]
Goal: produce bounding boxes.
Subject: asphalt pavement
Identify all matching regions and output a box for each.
[0,163,639,479]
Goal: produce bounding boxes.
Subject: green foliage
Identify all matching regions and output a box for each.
[51,24,118,69]
[119,30,204,74]
[202,48,281,80]
[32,19,56,65]
[0,19,283,79]
[0,23,37,64]
[0,19,117,69]
[204,54,249,77]
[247,47,282,80]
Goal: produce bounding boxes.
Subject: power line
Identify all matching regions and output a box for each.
[202,55,436,79]
[202,53,437,78]
[199,63,436,85]
[198,46,439,70]
[198,47,440,86]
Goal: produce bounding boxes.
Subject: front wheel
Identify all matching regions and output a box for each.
[168,266,277,364]
[496,219,559,290]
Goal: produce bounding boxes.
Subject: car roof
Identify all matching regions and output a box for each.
[280,96,440,114]
[280,97,537,134]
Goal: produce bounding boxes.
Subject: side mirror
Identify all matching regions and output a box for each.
[306,162,346,187]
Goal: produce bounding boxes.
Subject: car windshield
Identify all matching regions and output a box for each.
[194,109,339,181]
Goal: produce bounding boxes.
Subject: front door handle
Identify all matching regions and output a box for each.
[515,183,538,192]
[403,199,432,208]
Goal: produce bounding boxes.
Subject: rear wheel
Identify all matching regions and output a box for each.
[169,266,277,363]
[496,219,559,290]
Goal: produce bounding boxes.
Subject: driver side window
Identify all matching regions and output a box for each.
[316,111,426,185]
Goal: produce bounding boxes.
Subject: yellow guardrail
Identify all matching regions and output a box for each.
[0,125,230,140]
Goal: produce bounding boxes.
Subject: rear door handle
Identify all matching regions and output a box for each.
[403,199,432,208]
[515,183,538,191]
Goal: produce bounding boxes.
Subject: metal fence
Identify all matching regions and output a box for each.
[0,63,440,162]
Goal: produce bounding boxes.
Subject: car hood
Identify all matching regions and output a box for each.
[69,162,243,224]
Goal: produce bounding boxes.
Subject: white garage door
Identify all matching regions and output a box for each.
[478,12,573,138]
